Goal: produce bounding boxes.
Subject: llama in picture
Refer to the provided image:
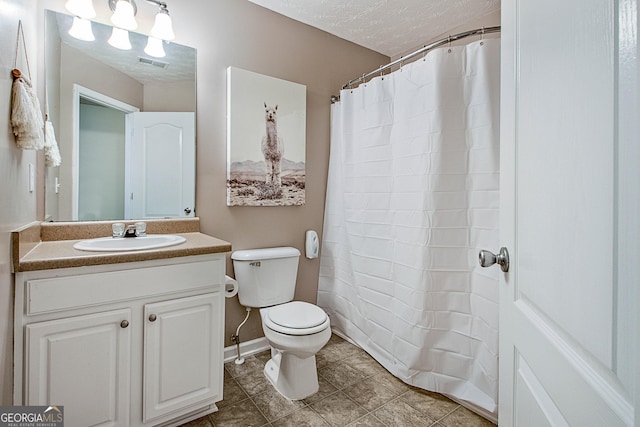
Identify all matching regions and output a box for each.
[262,103,283,189]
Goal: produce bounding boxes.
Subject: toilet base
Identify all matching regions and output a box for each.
[264,349,319,400]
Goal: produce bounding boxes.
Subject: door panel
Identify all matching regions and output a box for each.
[25,310,131,427]
[516,0,614,367]
[143,293,222,422]
[125,112,195,219]
[499,0,637,425]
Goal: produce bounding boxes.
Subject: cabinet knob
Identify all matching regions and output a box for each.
[120,320,129,328]
[149,314,157,322]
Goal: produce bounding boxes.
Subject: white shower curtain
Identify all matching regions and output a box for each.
[319,39,500,415]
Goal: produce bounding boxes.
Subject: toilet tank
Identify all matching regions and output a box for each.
[231,247,300,308]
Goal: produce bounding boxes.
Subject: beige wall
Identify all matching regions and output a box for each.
[0,0,387,403]
[178,0,388,345]
[144,80,195,112]
[0,0,40,404]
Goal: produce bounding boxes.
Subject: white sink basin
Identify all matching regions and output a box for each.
[73,234,187,252]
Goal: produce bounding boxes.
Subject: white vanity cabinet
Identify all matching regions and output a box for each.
[143,293,222,422]
[14,254,225,427]
[25,309,133,426]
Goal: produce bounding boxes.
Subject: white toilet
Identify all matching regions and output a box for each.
[231,247,331,400]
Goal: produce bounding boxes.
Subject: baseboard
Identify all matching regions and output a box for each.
[223,336,270,363]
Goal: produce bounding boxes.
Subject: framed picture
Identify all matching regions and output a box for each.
[226,67,306,206]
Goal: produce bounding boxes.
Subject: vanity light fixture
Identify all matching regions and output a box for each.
[144,42,165,58]
[68,17,96,41]
[149,2,175,41]
[65,0,96,19]
[108,27,132,50]
[110,0,138,30]
[66,0,175,57]
[144,36,165,57]
[65,0,96,41]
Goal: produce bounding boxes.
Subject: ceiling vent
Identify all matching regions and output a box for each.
[138,56,169,69]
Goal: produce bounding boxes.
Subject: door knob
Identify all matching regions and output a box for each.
[479,247,510,272]
[149,314,157,322]
[184,207,192,214]
[120,320,129,328]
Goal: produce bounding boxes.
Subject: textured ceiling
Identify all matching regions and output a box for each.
[247,0,500,57]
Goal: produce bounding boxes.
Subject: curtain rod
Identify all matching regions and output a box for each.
[336,25,501,96]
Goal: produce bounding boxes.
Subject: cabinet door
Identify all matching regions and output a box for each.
[143,293,223,422]
[25,309,132,427]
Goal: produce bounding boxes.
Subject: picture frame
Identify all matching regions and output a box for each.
[226,67,306,206]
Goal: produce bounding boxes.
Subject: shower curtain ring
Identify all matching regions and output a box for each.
[480,26,485,46]
[447,36,452,53]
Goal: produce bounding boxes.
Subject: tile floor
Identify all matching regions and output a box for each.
[181,334,496,427]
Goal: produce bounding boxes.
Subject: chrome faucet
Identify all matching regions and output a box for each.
[112,222,147,238]
[123,225,137,238]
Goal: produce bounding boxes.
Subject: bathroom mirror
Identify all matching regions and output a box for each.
[44,10,197,221]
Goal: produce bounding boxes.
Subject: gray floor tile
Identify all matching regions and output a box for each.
[310,391,369,426]
[271,406,331,427]
[399,388,459,421]
[318,360,369,389]
[209,399,268,427]
[181,334,495,427]
[302,375,339,405]
[234,368,270,396]
[251,386,307,421]
[343,377,405,411]
[217,378,249,409]
[373,399,437,426]
[345,413,387,426]
[439,406,496,427]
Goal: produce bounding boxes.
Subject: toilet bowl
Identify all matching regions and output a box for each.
[231,247,331,400]
[260,301,331,400]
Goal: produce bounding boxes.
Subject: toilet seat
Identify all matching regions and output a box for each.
[263,301,329,336]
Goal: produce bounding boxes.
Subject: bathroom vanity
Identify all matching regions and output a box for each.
[12,219,231,427]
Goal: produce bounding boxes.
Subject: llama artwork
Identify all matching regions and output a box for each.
[261,103,283,188]
[226,67,306,206]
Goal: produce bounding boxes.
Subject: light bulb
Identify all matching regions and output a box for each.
[65,0,96,19]
[144,36,166,58]
[68,17,95,41]
[150,10,175,41]
[108,27,132,50]
[111,0,137,31]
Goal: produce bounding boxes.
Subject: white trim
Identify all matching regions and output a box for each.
[71,84,139,221]
[223,337,269,363]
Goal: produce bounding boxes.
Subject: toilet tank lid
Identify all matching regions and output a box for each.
[231,247,301,261]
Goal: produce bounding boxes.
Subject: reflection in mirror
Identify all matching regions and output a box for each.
[45,10,197,222]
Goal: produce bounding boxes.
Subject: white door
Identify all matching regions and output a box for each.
[498,0,639,426]
[25,310,132,427]
[143,293,223,422]
[125,112,195,219]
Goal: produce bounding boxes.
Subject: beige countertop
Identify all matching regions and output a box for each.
[12,219,232,272]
